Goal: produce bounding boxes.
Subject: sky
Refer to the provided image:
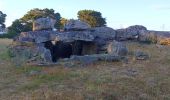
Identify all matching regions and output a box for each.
[0,0,170,31]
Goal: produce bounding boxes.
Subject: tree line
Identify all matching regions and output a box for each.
[0,8,106,38]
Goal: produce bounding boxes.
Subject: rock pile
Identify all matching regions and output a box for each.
[11,18,127,65]
[10,17,170,66]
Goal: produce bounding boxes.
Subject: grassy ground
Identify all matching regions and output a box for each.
[0,39,170,100]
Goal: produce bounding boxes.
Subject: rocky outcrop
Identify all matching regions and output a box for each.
[64,19,90,31]
[33,17,56,31]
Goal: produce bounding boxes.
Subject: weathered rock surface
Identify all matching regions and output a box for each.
[33,17,56,31]
[18,31,57,43]
[107,41,128,56]
[17,30,95,43]
[9,43,53,66]
[91,27,116,40]
[116,25,147,41]
[64,19,91,31]
[55,31,94,42]
[89,27,116,53]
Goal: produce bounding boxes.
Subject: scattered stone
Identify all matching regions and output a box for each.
[33,17,56,31]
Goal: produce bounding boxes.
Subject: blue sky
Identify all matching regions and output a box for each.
[0,0,170,31]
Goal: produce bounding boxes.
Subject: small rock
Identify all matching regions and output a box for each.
[134,50,149,60]
[29,70,41,76]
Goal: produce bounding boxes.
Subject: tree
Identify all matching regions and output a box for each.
[21,8,61,29]
[7,19,32,38]
[0,11,7,28]
[60,18,68,29]
[7,8,61,38]
[77,10,106,27]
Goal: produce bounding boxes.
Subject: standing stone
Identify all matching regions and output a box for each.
[33,17,56,31]
[107,41,128,56]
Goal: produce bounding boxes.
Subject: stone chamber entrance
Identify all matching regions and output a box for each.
[44,40,98,62]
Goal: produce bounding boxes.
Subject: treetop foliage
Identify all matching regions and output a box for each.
[21,8,61,22]
[0,11,7,28]
[77,10,106,27]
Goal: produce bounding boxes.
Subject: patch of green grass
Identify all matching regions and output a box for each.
[16,66,43,74]
[0,45,11,60]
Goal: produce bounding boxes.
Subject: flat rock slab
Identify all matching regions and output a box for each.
[18,31,95,43]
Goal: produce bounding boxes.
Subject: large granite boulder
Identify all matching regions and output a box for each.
[64,19,90,31]
[18,31,57,43]
[9,43,53,66]
[90,27,116,53]
[116,25,147,41]
[55,31,94,42]
[107,41,128,56]
[91,27,116,40]
[138,31,157,43]
[33,18,56,31]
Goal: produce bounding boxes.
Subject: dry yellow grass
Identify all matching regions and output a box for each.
[159,38,170,45]
[0,39,170,100]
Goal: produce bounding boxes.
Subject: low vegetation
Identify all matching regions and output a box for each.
[159,38,170,45]
[0,39,170,100]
